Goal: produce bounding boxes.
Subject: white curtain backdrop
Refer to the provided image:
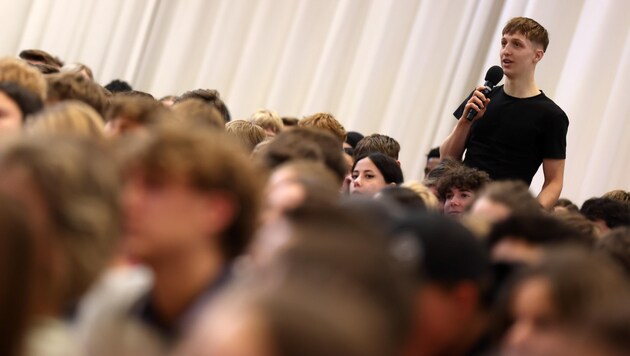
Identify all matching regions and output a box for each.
[1,0,628,204]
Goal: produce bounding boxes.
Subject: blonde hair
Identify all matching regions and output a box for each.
[0,57,47,101]
[299,113,346,143]
[250,109,283,135]
[402,180,440,211]
[27,100,105,140]
[226,120,266,152]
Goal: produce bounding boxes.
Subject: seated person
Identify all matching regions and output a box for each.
[436,165,490,218]
[350,153,403,197]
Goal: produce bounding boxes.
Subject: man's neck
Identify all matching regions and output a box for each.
[446,312,489,356]
[504,72,540,98]
[149,247,225,326]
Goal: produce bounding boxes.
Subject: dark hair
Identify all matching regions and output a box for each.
[353,153,403,185]
[176,89,231,123]
[281,117,299,127]
[580,197,630,229]
[46,72,108,116]
[345,131,364,149]
[488,213,594,249]
[436,165,490,200]
[19,49,64,67]
[354,134,400,160]
[597,227,630,278]
[104,79,133,93]
[426,146,440,159]
[115,90,155,100]
[0,194,34,356]
[554,198,579,212]
[423,158,463,188]
[0,82,44,121]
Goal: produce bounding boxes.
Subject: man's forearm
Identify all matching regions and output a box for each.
[440,119,472,160]
[537,181,562,210]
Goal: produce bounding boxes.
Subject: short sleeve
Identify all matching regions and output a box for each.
[542,111,569,159]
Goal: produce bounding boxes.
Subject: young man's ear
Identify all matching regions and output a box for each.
[534,49,544,63]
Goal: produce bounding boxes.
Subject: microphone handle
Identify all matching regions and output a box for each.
[465,81,494,121]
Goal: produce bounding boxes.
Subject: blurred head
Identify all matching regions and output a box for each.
[470,180,541,224]
[0,83,43,134]
[176,88,231,123]
[60,62,94,80]
[121,126,262,265]
[225,120,266,152]
[45,72,107,116]
[601,189,630,205]
[374,186,427,213]
[250,109,283,137]
[172,98,225,130]
[350,153,403,197]
[596,227,630,278]
[0,57,47,102]
[500,248,630,356]
[104,79,133,94]
[580,197,630,234]
[18,49,63,69]
[344,131,364,150]
[401,181,440,211]
[393,214,491,356]
[424,146,441,177]
[298,113,346,144]
[422,158,462,209]
[27,100,105,139]
[0,135,121,311]
[105,95,171,137]
[553,198,579,213]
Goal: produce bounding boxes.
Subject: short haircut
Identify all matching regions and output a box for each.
[401,181,440,211]
[436,165,490,200]
[376,186,427,213]
[580,197,630,229]
[553,210,600,242]
[129,126,262,260]
[299,112,346,143]
[172,99,224,130]
[345,131,364,149]
[46,72,108,116]
[0,57,48,101]
[27,100,105,139]
[104,79,133,93]
[257,127,348,184]
[487,213,594,249]
[249,109,283,134]
[353,134,400,160]
[225,120,266,152]
[422,158,463,188]
[0,135,121,306]
[502,17,549,52]
[597,227,630,278]
[602,189,630,205]
[176,89,231,123]
[554,198,579,212]
[105,95,171,125]
[281,117,299,127]
[475,180,542,215]
[353,152,404,185]
[0,82,44,121]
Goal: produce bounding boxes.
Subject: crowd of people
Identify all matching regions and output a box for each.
[0,16,629,356]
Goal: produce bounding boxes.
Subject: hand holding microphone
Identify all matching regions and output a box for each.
[465,66,504,121]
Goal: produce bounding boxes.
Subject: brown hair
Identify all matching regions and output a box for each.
[0,57,48,101]
[299,113,346,143]
[401,181,440,211]
[106,95,171,125]
[176,89,231,123]
[46,72,108,116]
[597,227,630,277]
[353,134,400,160]
[476,180,542,215]
[19,49,64,68]
[0,135,121,308]
[130,126,263,260]
[225,120,267,152]
[602,189,630,205]
[27,100,105,139]
[436,165,490,200]
[61,62,94,80]
[422,158,463,188]
[553,210,600,241]
[502,17,549,52]
[172,98,225,130]
[0,194,34,356]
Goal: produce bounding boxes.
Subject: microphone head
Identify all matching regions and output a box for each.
[485,65,504,86]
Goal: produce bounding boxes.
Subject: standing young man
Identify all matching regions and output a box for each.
[441,17,568,209]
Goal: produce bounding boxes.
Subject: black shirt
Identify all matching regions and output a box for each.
[454,85,568,185]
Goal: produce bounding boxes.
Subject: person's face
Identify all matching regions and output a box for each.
[350,157,389,196]
[470,196,511,223]
[424,157,440,177]
[443,188,474,217]
[500,31,543,79]
[0,92,24,134]
[121,172,232,265]
[503,277,560,355]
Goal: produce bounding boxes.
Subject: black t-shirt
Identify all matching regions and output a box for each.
[453,85,568,185]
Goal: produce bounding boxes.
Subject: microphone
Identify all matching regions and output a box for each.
[466,65,504,121]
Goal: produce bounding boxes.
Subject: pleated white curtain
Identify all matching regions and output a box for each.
[1,0,629,204]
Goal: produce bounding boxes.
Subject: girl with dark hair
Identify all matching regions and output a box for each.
[350,152,403,196]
